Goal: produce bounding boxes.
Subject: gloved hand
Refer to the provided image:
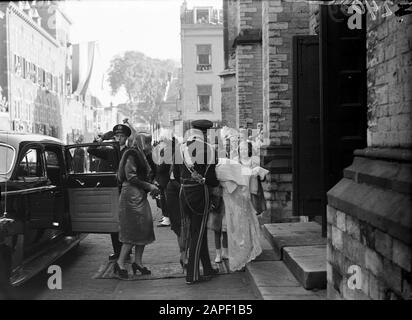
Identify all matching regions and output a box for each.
[101,131,114,141]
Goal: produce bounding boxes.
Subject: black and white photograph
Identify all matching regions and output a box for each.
[0,0,411,305]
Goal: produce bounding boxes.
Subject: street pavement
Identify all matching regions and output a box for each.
[13,199,258,300]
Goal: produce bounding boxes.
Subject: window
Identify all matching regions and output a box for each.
[33,64,38,83]
[67,145,118,174]
[195,8,210,23]
[197,85,212,112]
[45,150,59,166]
[45,72,52,90]
[22,58,27,79]
[0,144,15,174]
[45,150,61,185]
[37,68,43,86]
[17,148,43,179]
[53,76,58,93]
[197,45,212,71]
[14,55,22,76]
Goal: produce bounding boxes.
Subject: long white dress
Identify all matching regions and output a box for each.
[216,158,268,271]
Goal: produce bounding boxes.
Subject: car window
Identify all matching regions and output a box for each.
[45,150,59,166]
[45,150,62,185]
[17,148,43,179]
[67,145,118,174]
[0,144,15,174]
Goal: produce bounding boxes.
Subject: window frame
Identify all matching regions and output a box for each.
[195,8,210,24]
[196,44,212,72]
[197,85,213,112]
[15,146,47,182]
[0,143,16,175]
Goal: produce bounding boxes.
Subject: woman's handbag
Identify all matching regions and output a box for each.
[250,176,267,215]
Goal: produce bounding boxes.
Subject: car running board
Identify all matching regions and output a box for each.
[10,234,87,286]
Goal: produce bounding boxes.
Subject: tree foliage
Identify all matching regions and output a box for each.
[107,51,176,126]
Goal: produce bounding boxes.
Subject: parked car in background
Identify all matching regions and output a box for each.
[0,131,121,287]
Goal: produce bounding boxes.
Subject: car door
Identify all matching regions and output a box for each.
[64,142,120,233]
[15,144,56,230]
[11,143,59,258]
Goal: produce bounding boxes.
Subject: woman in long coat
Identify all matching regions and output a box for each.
[115,135,159,279]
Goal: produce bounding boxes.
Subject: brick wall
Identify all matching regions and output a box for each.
[327,208,411,300]
[326,11,412,300]
[327,155,412,299]
[236,43,263,128]
[261,0,310,222]
[264,0,310,145]
[220,72,237,128]
[238,0,262,31]
[367,13,412,148]
[235,0,263,129]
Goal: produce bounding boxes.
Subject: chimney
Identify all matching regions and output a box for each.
[22,1,31,15]
[31,8,41,26]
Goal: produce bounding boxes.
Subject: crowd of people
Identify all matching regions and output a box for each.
[91,118,268,284]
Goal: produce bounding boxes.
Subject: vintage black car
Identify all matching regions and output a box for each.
[0,131,121,286]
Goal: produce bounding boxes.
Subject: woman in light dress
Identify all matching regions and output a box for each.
[216,128,268,271]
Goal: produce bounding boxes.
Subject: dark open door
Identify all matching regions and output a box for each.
[64,142,120,233]
[319,5,367,235]
[292,35,321,217]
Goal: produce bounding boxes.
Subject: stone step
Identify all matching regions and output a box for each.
[283,245,327,290]
[255,229,281,261]
[246,261,325,300]
[262,222,326,259]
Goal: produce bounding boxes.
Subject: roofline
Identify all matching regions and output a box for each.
[58,7,73,25]
[0,131,64,145]
[8,2,59,48]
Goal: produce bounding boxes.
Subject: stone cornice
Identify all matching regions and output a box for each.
[233,29,262,47]
[219,69,236,77]
[7,2,59,48]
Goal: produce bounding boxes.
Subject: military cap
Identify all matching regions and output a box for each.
[112,124,131,137]
[192,119,214,131]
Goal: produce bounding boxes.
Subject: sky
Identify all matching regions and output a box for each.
[64,0,223,104]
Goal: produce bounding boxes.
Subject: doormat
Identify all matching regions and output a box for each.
[92,259,231,281]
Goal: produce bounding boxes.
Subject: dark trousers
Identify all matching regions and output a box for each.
[186,213,213,282]
[166,180,181,236]
[157,187,168,218]
[110,232,122,256]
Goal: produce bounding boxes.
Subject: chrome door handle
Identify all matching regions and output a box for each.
[95,182,101,188]
[75,179,85,186]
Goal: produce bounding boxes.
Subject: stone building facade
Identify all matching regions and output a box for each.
[261,0,310,223]
[180,2,224,133]
[221,0,263,129]
[0,1,70,138]
[222,0,311,223]
[320,7,412,300]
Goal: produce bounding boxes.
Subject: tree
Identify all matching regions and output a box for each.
[107,51,176,130]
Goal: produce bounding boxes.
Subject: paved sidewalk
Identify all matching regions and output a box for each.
[14,199,258,300]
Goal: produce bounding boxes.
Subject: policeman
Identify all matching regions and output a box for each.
[87,123,131,261]
[176,119,220,284]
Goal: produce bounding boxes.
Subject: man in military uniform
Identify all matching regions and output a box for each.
[175,119,220,284]
[87,123,131,261]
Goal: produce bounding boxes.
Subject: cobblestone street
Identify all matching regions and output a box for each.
[13,200,258,300]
